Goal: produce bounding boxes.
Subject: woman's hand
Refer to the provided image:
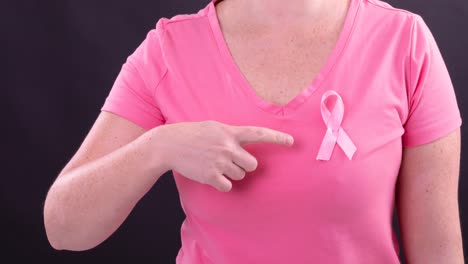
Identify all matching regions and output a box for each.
[157,120,294,192]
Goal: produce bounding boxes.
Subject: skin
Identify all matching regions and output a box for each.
[217,0,350,106]
[43,113,171,250]
[44,0,464,262]
[396,128,464,263]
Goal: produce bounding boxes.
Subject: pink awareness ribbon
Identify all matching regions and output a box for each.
[316,90,356,161]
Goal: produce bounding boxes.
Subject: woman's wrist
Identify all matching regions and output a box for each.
[143,124,173,175]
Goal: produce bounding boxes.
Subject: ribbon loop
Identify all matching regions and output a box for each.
[316,90,356,161]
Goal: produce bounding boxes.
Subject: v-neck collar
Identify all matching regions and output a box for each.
[207,0,361,117]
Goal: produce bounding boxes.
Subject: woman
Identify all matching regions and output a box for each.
[43,0,464,262]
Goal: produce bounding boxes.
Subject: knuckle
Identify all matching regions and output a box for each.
[255,128,264,138]
[220,144,235,158]
[200,120,211,127]
[213,157,226,169]
[230,170,244,181]
[205,173,218,184]
[205,120,218,126]
[242,126,253,137]
[203,120,220,130]
[276,133,285,144]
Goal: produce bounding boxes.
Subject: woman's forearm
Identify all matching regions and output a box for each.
[43,126,170,251]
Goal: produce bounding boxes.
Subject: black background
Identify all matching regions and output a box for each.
[2,0,467,263]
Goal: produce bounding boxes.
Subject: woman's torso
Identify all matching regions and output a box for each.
[152,0,415,262]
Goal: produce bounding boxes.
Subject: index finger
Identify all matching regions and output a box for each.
[230,126,294,146]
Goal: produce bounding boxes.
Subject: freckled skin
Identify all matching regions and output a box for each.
[215,0,349,107]
[396,128,464,263]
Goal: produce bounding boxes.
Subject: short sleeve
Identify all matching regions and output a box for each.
[402,14,462,147]
[101,18,168,130]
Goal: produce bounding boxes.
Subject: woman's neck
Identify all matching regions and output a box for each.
[217,0,349,32]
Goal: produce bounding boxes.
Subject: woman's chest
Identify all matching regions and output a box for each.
[161,46,408,229]
[160,37,410,222]
[222,30,340,106]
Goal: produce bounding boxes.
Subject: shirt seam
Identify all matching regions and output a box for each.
[152,18,170,102]
[403,115,461,147]
[404,13,417,126]
[124,60,166,121]
[165,14,207,26]
[365,0,417,16]
[408,14,417,101]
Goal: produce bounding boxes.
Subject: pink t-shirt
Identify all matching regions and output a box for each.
[101,0,463,262]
